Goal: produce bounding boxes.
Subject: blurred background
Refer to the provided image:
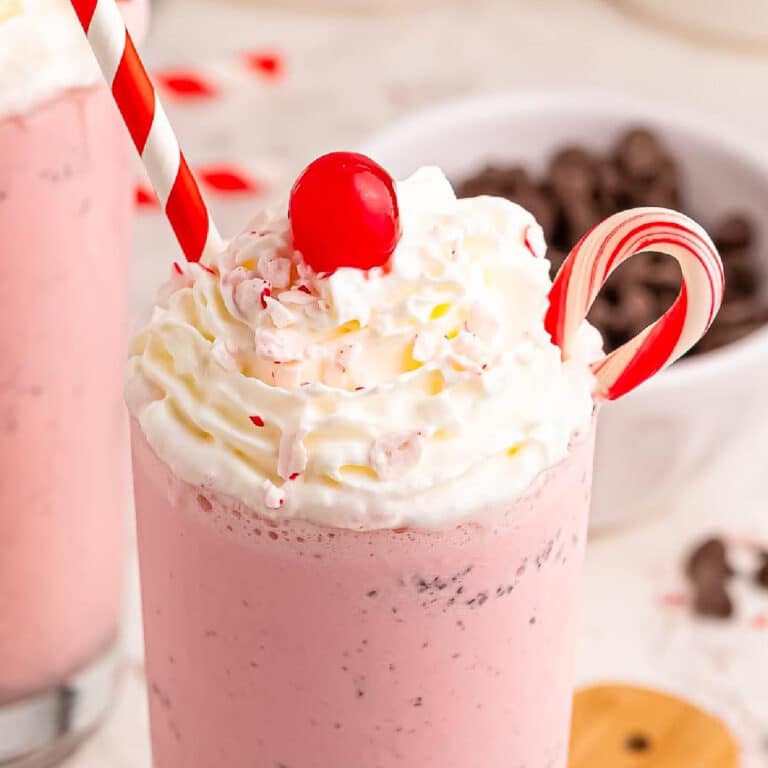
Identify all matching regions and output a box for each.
[96,0,768,765]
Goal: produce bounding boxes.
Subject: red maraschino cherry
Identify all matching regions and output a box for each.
[288,152,401,275]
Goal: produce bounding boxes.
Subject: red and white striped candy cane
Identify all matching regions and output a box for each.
[545,207,725,401]
[70,0,222,263]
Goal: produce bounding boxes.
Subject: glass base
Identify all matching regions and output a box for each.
[0,648,118,767]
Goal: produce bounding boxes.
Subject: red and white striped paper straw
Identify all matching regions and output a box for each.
[71,0,222,263]
[545,207,725,401]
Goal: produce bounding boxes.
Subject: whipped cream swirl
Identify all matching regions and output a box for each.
[127,168,602,530]
[0,0,148,118]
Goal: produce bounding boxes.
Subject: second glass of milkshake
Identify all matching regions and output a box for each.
[128,159,722,767]
[0,1,148,765]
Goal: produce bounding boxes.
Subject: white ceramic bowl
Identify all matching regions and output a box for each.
[362,91,768,531]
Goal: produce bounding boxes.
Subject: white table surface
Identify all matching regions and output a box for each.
[66,1,768,765]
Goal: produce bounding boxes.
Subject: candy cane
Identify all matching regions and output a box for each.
[545,207,725,400]
[70,0,222,262]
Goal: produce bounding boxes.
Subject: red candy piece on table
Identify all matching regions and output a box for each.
[289,152,400,275]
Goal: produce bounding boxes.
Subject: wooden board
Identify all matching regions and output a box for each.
[569,684,739,768]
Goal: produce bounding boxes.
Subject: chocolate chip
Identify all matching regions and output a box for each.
[587,296,616,331]
[714,214,754,250]
[640,257,681,292]
[455,165,534,200]
[686,537,731,581]
[561,198,602,246]
[616,128,667,182]
[622,286,658,337]
[756,552,768,590]
[724,253,761,298]
[596,159,628,211]
[717,298,764,328]
[693,583,734,619]
[547,247,568,274]
[550,147,596,199]
[514,186,558,241]
[685,538,735,619]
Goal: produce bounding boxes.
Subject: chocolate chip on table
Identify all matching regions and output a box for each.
[686,537,735,619]
[756,552,768,590]
[686,537,732,581]
[693,583,734,619]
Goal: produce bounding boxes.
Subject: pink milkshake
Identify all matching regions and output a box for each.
[132,423,593,768]
[128,156,722,766]
[0,1,147,764]
[129,164,602,768]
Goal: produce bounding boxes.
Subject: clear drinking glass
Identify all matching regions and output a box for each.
[132,420,594,768]
[0,3,148,764]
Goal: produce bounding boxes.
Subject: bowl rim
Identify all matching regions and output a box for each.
[361,88,768,395]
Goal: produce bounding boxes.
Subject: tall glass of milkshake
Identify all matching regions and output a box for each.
[0,1,148,765]
[128,159,722,767]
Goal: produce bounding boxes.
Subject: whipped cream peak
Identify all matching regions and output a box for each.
[128,168,601,530]
[0,0,147,118]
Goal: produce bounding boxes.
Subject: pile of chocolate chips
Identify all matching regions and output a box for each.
[456,128,768,357]
[686,536,768,619]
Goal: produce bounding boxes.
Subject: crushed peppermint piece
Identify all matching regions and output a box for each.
[370,432,422,480]
[412,332,443,363]
[260,283,272,309]
[263,480,285,509]
[451,330,486,367]
[271,362,302,389]
[279,289,315,305]
[336,343,360,374]
[305,299,332,324]
[258,253,291,289]
[514,340,537,366]
[173,262,184,275]
[322,344,360,388]
[225,270,270,322]
[289,472,300,480]
[277,429,308,480]
[297,285,312,294]
[264,296,296,328]
[523,223,546,259]
[255,329,303,363]
[250,415,265,427]
[467,302,500,341]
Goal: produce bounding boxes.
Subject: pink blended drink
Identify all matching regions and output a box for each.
[128,155,722,766]
[0,1,147,764]
[132,424,593,768]
[128,166,603,767]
